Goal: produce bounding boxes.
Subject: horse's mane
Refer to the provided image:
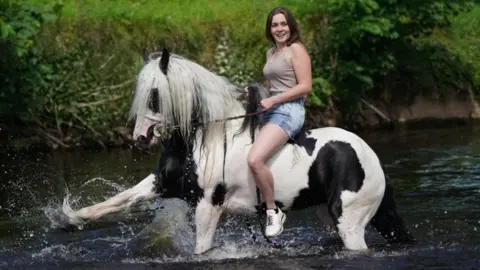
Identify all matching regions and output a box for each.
[130,48,279,187]
[129,48,245,142]
[235,83,271,143]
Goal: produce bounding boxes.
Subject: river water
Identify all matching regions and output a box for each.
[0,126,479,269]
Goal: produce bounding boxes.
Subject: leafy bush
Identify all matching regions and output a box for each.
[1,0,479,149]
[429,5,480,88]
[304,0,476,115]
[0,0,62,118]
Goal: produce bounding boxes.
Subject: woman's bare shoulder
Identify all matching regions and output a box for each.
[289,42,309,56]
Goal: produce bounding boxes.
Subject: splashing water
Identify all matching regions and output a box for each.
[1,127,480,269]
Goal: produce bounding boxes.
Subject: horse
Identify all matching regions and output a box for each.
[60,48,415,255]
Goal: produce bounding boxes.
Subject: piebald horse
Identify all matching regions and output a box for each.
[61,48,414,255]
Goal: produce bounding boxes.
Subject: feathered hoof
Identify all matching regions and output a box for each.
[45,207,84,231]
[60,223,81,232]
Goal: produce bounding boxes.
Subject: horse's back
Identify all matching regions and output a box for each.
[219,125,384,212]
[267,126,385,210]
[291,126,377,160]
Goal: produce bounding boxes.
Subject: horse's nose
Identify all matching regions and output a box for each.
[134,135,149,151]
[137,135,147,143]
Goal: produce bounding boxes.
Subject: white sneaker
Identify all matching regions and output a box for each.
[265,208,286,237]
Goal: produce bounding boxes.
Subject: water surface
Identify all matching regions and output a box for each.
[0,126,479,269]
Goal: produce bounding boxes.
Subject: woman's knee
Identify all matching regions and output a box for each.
[247,151,265,172]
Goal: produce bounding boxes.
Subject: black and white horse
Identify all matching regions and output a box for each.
[61,48,414,255]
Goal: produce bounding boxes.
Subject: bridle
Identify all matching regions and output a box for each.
[152,108,269,138]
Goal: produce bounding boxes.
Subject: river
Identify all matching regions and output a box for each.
[0,125,479,269]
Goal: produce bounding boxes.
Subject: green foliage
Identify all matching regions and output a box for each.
[429,5,480,88]
[0,1,137,147]
[307,76,334,108]
[386,41,475,103]
[0,0,62,117]
[1,0,479,148]
[305,0,476,116]
[214,33,255,86]
[0,0,61,56]
[25,41,135,143]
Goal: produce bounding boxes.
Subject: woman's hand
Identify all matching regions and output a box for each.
[260,96,279,110]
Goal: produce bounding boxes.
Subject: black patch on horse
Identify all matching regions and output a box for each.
[142,48,150,64]
[288,129,316,156]
[153,130,203,206]
[180,146,203,205]
[212,184,226,206]
[148,88,160,113]
[290,141,365,220]
[159,47,170,75]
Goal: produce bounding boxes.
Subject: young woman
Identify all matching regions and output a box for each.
[247,6,312,237]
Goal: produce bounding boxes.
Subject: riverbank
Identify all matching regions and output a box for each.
[2,1,479,152]
[307,89,480,130]
[2,92,479,153]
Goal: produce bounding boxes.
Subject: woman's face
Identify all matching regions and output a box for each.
[270,13,290,46]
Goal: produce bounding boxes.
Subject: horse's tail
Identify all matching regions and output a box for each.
[235,82,269,142]
[370,175,415,244]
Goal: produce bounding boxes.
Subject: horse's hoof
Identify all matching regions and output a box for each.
[60,223,79,232]
[45,207,84,231]
[194,245,220,256]
[271,242,283,249]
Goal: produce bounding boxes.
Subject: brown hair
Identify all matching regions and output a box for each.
[265,6,302,46]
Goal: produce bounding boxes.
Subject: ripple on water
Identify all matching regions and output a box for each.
[1,130,480,269]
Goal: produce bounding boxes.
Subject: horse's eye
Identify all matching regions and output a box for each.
[149,88,159,113]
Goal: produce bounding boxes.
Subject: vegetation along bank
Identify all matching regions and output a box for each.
[1,0,479,150]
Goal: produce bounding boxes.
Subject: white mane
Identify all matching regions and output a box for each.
[129,50,245,142]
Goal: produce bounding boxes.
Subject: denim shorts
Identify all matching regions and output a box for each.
[262,92,305,139]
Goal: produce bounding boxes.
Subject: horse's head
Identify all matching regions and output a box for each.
[130,47,246,150]
[130,48,172,150]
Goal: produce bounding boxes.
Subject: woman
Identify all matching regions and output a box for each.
[247,6,312,237]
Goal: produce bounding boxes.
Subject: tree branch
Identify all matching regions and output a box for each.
[69,111,106,149]
[361,98,392,123]
[36,128,71,149]
[76,94,125,108]
[77,79,134,97]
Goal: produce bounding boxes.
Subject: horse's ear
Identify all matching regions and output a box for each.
[142,48,149,64]
[159,47,170,75]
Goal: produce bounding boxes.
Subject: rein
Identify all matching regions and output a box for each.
[153,108,269,138]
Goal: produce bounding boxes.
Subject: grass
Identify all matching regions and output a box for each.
[450,5,480,85]
[29,0,310,24]
[29,0,317,65]
[430,5,480,86]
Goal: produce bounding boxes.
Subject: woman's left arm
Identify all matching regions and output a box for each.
[272,43,312,104]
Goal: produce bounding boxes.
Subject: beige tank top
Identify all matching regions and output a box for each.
[263,47,297,92]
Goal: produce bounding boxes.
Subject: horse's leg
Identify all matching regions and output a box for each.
[194,197,224,255]
[62,173,159,228]
[329,190,371,250]
[309,142,380,251]
[315,204,335,230]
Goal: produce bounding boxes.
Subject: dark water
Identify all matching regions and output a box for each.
[0,126,479,269]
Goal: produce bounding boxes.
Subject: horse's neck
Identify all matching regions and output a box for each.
[229,102,247,116]
[193,101,259,149]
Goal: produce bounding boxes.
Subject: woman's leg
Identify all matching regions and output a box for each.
[247,123,289,236]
